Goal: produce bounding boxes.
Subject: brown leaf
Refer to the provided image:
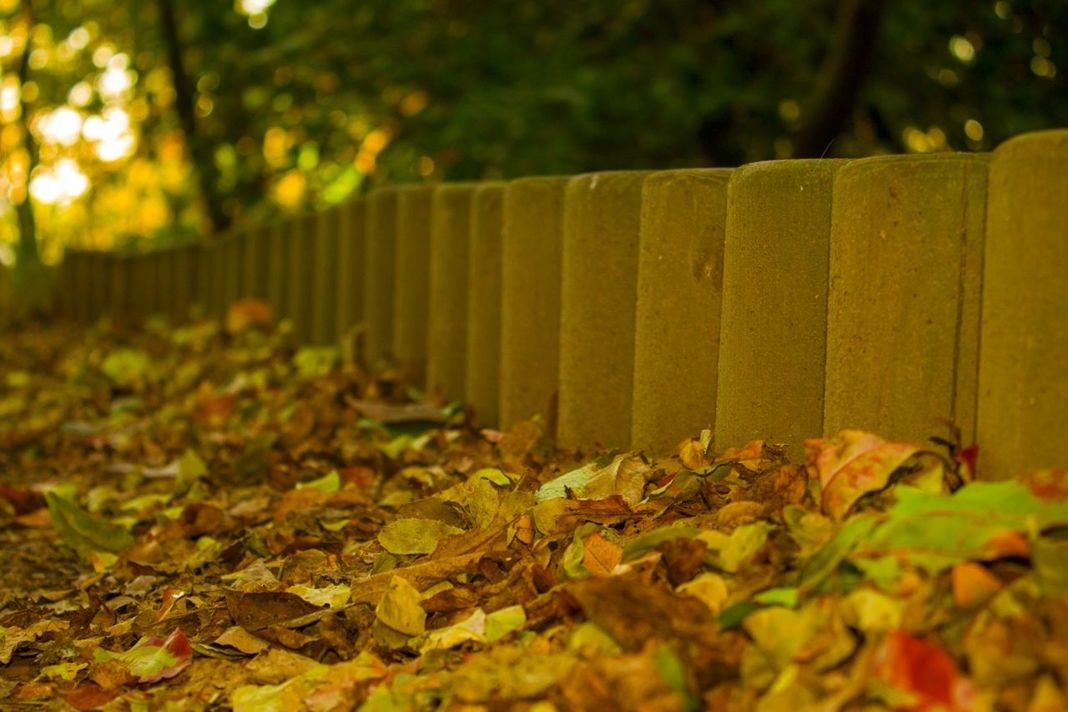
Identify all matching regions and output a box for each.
[226,299,274,333]
[224,590,325,631]
[658,537,708,587]
[353,400,445,424]
[582,532,623,577]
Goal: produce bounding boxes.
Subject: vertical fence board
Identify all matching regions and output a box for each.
[88,253,107,321]
[220,234,241,316]
[146,251,161,320]
[56,255,74,319]
[311,209,340,344]
[208,241,224,319]
[558,171,650,450]
[500,177,570,431]
[393,185,434,386]
[335,198,366,342]
[427,184,478,401]
[286,215,316,343]
[242,227,270,301]
[823,154,988,445]
[365,188,399,366]
[114,254,134,324]
[0,263,13,317]
[978,130,1068,479]
[266,223,288,320]
[171,245,191,323]
[465,182,506,426]
[631,169,731,455]
[715,160,844,459]
[158,249,176,321]
[74,251,92,323]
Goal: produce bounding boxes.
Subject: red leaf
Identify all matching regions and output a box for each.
[806,431,921,519]
[874,630,974,711]
[64,685,118,711]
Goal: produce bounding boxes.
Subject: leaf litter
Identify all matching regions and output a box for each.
[0,307,1067,711]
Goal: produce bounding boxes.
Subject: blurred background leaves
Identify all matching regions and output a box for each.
[0,0,1065,263]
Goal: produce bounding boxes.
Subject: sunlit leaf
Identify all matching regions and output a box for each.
[377,518,464,555]
[375,576,426,636]
[92,629,192,684]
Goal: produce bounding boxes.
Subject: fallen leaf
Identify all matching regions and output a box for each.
[375,576,426,636]
[46,491,135,556]
[377,518,465,555]
[91,628,193,685]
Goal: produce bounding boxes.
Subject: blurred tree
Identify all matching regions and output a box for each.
[1,0,1066,280]
[8,0,50,312]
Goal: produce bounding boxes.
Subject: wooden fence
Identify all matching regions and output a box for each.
[0,263,12,314]
[28,128,1068,479]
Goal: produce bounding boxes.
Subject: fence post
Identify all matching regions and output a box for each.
[311,208,341,344]
[364,187,400,366]
[978,130,1068,479]
[266,223,288,320]
[335,198,366,343]
[143,250,160,320]
[157,248,176,321]
[171,245,192,323]
[715,160,845,459]
[500,177,570,432]
[220,233,242,317]
[56,253,71,320]
[631,169,731,455]
[558,171,650,450]
[73,251,92,323]
[287,214,318,343]
[427,183,478,402]
[107,255,127,324]
[0,262,13,317]
[241,226,270,302]
[465,182,506,426]
[823,154,988,445]
[394,185,434,386]
[203,241,224,320]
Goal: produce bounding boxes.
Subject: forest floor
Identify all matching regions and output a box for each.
[1,303,1067,711]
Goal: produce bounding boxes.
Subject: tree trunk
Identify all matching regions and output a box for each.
[15,0,39,271]
[792,0,885,158]
[12,0,51,314]
[157,0,230,235]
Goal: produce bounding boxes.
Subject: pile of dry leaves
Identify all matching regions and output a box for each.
[1,304,1066,711]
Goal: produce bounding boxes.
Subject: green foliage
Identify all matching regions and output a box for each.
[2,0,1066,256]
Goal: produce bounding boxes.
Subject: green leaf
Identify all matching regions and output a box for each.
[654,646,699,712]
[715,522,772,573]
[716,602,760,630]
[46,491,135,556]
[296,470,340,493]
[752,586,799,608]
[622,526,701,562]
[853,556,901,592]
[93,629,192,683]
[1032,536,1068,596]
[101,348,152,388]
[293,346,338,378]
[862,482,1068,573]
[177,449,208,492]
[484,605,526,642]
[797,516,879,594]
